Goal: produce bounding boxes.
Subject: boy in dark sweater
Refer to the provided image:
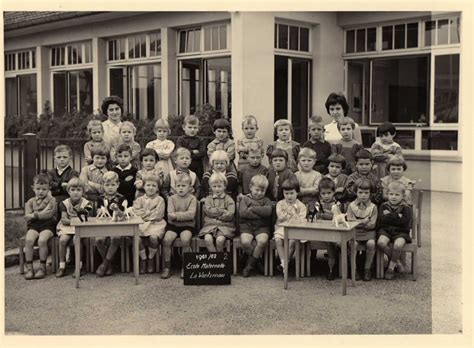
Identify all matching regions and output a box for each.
[238,144,268,196]
[176,115,207,178]
[266,148,297,201]
[302,115,332,174]
[112,144,137,207]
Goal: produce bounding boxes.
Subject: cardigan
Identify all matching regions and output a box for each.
[238,194,273,229]
[84,140,109,165]
[302,139,332,174]
[25,195,57,232]
[346,172,383,205]
[207,138,236,163]
[112,164,138,206]
[161,168,199,200]
[176,135,207,177]
[45,166,79,202]
[167,194,198,227]
[266,140,300,173]
[199,193,236,237]
[201,170,238,200]
[238,164,268,195]
[266,168,296,201]
[377,201,412,235]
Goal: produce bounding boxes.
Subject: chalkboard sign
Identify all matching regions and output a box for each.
[183,252,231,285]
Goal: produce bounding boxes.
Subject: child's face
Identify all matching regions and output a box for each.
[328,162,342,177]
[276,125,291,141]
[142,155,157,170]
[68,186,84,201]
[283,189,297,203]
[176,181,191,197]
[329,103,344,121]
[309,124,324,141]
[212,160,227,173]
[117,151,132,168]
[54,151,71,169]
[272,157,287,172]
[33,182,49,199]
[90,127,104,142]
[120,127,134,143]
[144,181,159,196]
[299,156,315,172]
[356,158,372,175]
[210,181,226,195]
[250,184,266,200]
[380,132,394,145]
[155,128,169,141]
[103,181,119,195]
[107,103,122,122]
[214,128,229,142]
[389,165,404,180]
[356,188,371,203]
[388,189,404,205]
[319,188,335,203]
[92,155,107,168]
[339,124,354,141]
[183,122,199,137]
[175,154,191,169]
[243,122,258,139]
[248,152,262,167]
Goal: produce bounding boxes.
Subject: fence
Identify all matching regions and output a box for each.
[5,138,26,210]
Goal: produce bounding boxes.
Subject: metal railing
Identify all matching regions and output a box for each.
[5,138,26,210]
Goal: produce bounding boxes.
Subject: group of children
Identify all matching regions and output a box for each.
[23,95,415,283]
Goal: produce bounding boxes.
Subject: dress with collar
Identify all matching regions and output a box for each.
[102,120,122,150]
[266,140,300,173]
[346,199,378,241]
[146,139,175,179]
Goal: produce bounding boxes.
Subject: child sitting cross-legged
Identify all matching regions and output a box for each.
[238,175,273,277]
[238,144,268,196]
[377,181,412,280]
[199,172,236,252]
[274,177,307,273]
[381,156,415,205]
[201,150,238,200]
[132,174,167,274]
[55,178,92,278]
[161,173,198,279]
[295,147,322,207]
[135,148,161,199]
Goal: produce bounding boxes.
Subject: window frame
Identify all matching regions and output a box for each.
[5,49,36,73]
[274,20,312,57]
[177,22,231,57]
[50,41,93,68]
[50,68,93,114]
[106,31,162,63]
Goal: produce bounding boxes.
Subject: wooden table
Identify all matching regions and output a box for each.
[281,220,360,295]
[71,217,143,288]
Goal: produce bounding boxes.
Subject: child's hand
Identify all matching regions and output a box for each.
[61,217,71,226]
[192,150,199,155]
[135,180,143,189]
[383,209,390,215]
[24,214,34,221]
[168,213,177,221]
[61,182,68,189]
[335,187,344,193]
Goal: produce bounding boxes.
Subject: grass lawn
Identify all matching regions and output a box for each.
[4,212,26,251]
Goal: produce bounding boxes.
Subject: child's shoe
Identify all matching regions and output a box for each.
[384,268,395,280]
[147,259,155,273]
[276,263,284,274]
[396,260,405,273]
[180,268,184,279]
[96,263,107,277]
[34,263,46,279]
[24,263,35,280]
[362,269,372,281]
[105,262,113,276]
[326,269,335,281]
[56,267,66,278]
[140,259,146,274]
[255,258,265,275]
[242,256,256,278]
[161,262,171,279]
[355,270,361,281]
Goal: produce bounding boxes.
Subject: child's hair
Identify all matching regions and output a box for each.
[298,147,317,160]
[116,144,132,156]
[354,177,373,192]
[66,177,86,192]
[337,116,356,131]
[103,171,119,184]
[33,173,51,186]
[209,150,230,166]
[281,176,299,193]
[327,153,346,169]
[54,144,72,157]
[325,92,349,116]
[183,115,199,126]
[387,181,406,194]
[142,173,160,186]
[91,146,109,159]
[87,120,104,135]
[377,121,396,136]
[101,96,123,116]
[273,119,293,137]
[154,118,171,134]
[387,156,407,171]
[308,115,325,129]
[176,172,192,185]
[242,115,258,127]
[248,143,262,155]
[209,172,228,186]
[270,148,288,162]
[140,148,159,161]
[172,147,191,161]
[318,177,336,192]
[120,121,136,134]
[355,148,372,161]
[250,174,269,190]
[213,118,231,132]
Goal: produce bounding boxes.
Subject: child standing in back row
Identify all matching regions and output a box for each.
[331,116,362,175]
[207,118,236,170]
[176,115,207,179]
[112,144,138,207]
[146,119,175,180]
[295,147,322,207]
[302,116,332,174]
[266,119,300,172]
[238,145,268,196]
[371,121,403,178]
[109,121,141,168]
[135,148,161,198]
[236,115,265,169]
[84,120,109,165]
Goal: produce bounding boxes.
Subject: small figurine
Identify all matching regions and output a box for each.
[73,207,90,222]
[96,199,112,219]
[307,202,320,223]
[122,200,136,219]
[110,202,126,222]
[331,202,349,228]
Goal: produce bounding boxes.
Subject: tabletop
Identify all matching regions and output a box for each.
[280,220,360,231]
[70,216,143,227]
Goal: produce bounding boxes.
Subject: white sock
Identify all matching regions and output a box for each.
[79,261,83,269]
[139,249,147,260]
[59,261,66,269]
[148,247,157,259]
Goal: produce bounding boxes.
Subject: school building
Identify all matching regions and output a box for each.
[4,11,463,192]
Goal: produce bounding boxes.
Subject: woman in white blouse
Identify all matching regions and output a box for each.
[324,92,362,144]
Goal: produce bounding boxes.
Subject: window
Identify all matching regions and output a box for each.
[434,54,459,123]
[382,22,418,50]
[422,130,458,150]
[424,16,460,46]
[128,34,147,59]
[107,31,161,62]
[53,70,93,115]
[275,23,310,52]
[346,27,378,53]
[203,24,227,51]
[5,49,36,71]
[179,28,202,54]
[178,24,229,55]
[109,64,162,120]
[206,58,231,118]
[51,42,92,67]
[5,74,37,118]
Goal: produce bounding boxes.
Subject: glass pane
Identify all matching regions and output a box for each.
[274,55,288,122]
[219,25,226,49]
[19,74,37,115]
[300,27,309,52]
[347,61,365,124]
[194,29,201,52]
[289,26,299,51]
[119,38,126,60]
[110,67,126,105]
[179,31,187,53]
[84,42,91,63]
[150,32,161,56]
[129,36,135,58]
[361,129,376,148]
[371,56,429,124]
[291,59,310,143]
[434,54,459,123]
[422,130,458,150]
[382,26,393,50]
[450,18,460,44]
[437,19,449,45]
[274,23,277,48]
[108,40,115,60]
[407,23,418,48]
[278,24,289,49]
[346,30,355,53]
[367,28,376,51]
[206,57,231,119]
[60,47,65,65]
[140,35,146,58]
[25,52,30,69]
[356,29,366,52]
[180,59,202,115]
[5,77,18,117]
[187,30,195,52]
[53,73,67,116]
[204,27,211,51]
[32,50,36,68]
[147,64,162,119]
[394,24,405,49]
[395,129,415,149]
[424,20,435,46]
[51,48,56,66]
[69,72,78,112]
[79,70,93,113]
[211,27,219,51]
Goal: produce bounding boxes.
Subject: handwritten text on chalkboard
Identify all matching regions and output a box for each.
[183,252,231,285]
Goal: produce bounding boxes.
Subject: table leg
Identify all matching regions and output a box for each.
[295,241,300,281]
[75,232,81,289]
[341,236,347,296]
[133,227,139,285]
[350,236,356,286]
[284,230,288,290]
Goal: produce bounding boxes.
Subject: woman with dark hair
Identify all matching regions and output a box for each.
[323,92,362,144]
[101,96,124,150]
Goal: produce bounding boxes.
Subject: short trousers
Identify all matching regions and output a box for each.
[239,224,270,237]
[167,224,195,235]
[378,228,412,243]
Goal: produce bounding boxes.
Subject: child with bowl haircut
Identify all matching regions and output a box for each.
[161,147,200,200]
[266,119,300,172]
[135,148,161,198]
[302,115,332,174]
[332,116,362,175]
[325,152,349,204]
[112,144,138,207]
[381,156,415,205]
[207,118,236,165]
[266,148,297,202]
[236,115,265,169]
[238,144,268,196]
[109,121,141,167]
[176,115,207,178]
[201,150,238,199]
[84,120,109,165]
[295,147,322,207]
[371,121,403,178]
[238,174,273,277]
[79,146,109,202]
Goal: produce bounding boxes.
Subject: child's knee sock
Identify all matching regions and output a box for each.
[148,247,158,260]
[364,249,375,269]
[139,249,147,260]
[328,257,335,271]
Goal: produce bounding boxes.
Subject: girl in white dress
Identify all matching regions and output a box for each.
[146,119,175,181]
